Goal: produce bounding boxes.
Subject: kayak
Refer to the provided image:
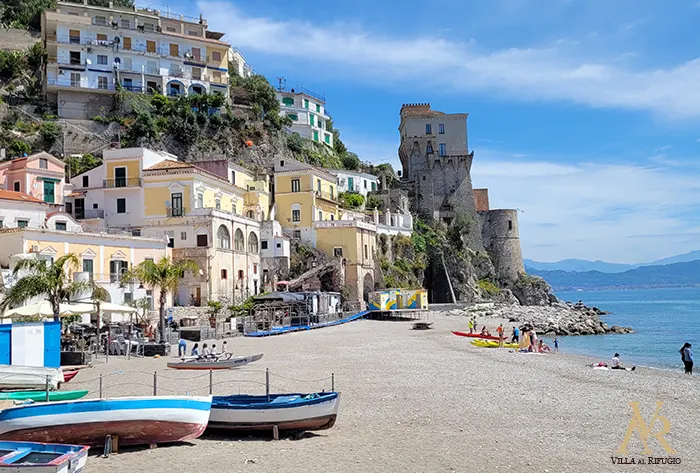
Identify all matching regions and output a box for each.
[451,331,501,341]
[0,389,89,402]
[62,371,79,383]
[470,340,519,349]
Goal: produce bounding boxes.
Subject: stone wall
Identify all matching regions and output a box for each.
[0,28,39,52]
[56,90,113,120]
[478,209,525,286]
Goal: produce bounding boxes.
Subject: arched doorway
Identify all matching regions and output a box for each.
[362,273,374,302]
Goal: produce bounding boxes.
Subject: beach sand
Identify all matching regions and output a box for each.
[75,314,698,472]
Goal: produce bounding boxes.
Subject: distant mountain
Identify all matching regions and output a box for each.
[648,250,700,266]
[523,258,638,273]
[527,260,700,291]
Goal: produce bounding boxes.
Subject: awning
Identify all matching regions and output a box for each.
[67,191,86,197]
[37,177,62,183]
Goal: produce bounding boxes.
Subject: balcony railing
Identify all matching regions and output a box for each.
[74,209,105,220]
[314,189,337,201]
[120,83,143,92]
[166,207,187,218]
[103,177,142,188]
[47,77,115,91]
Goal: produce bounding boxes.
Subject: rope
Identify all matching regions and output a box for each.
[269,372,332,383]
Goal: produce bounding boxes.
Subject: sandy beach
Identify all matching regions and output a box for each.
[72,314,698,473]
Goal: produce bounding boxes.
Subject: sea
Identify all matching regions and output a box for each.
[551,287,699,371]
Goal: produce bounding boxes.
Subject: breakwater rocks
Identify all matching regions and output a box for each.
[437,302,634,336]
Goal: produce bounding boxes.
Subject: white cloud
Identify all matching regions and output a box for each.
[200,1,700,118]
[472,153,700,262]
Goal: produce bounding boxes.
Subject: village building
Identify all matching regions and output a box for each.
[42,1,231,118]
[330,170,379,197]
[276,86,333,147]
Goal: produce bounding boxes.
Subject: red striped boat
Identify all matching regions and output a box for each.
[451,331,501,341]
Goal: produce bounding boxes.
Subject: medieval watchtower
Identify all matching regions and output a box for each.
[398,103,477,225]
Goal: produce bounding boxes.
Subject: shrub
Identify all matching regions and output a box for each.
[39,121,61,146]
[10,139,31,156]
[339,192,364,209]
[478,279,501,296]
[341,152,360,170]
[366,195,382,210]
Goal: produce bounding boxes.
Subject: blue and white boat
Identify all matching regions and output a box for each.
[0,396,212,447]
[209,392,340,432]
[0,441,88,472]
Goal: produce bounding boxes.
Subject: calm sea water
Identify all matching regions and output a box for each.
[551,287,699,371]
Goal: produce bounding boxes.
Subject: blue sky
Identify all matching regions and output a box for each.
[157,0,700,263]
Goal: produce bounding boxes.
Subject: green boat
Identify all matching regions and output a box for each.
[0,390,88,402]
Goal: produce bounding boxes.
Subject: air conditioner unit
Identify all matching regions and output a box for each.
[31,245,40,252]
[87,47,93,53]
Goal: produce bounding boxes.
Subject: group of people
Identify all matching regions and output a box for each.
[680,342,693,374]
[178,338,229,359]
[471,321,559,353]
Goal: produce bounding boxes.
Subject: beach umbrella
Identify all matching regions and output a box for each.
[5,301,95,318]
[96,302,138,314]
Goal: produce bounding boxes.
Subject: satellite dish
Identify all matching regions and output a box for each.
[165,200,171,207]
[85,58,92,65]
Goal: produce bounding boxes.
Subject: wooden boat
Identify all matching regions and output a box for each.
[167,353,263,370]
[451,331,501,341]
[0,390,88,402]
[61,371,78,384]
[0,366,63,392]
[0,396,212,447]
[208,392,340,432]
[0,441,88,472]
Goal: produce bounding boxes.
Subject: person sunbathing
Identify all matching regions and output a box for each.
[538,340,552,353]
[480,326,492,336]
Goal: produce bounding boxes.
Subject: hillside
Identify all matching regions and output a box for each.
[523,258,637,273]
[527,260,700,291]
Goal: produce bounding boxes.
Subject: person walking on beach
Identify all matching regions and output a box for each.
[680,343,693,374]
[497,324,504,348]
[178,338,187,357]
[511,326,519,343]
[468,318,475,334]
[553,338,559,353]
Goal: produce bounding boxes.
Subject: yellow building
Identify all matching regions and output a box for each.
[0,225,170,310]
[273,157,340,245]
[65,148,264,305]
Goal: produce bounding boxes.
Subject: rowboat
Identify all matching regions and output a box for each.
[0,366,63,391]
[167,353,263,370]
[0,441,88,472]
[208,392,340,432]
[451,331,501,341]
[0,396,212,447]
[0,390,88,402]
[61,371,78,384]
[0,441,87,472]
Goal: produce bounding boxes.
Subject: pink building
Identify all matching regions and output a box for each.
[0,152,66,206]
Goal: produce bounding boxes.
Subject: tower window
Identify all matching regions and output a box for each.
[508,220,513,230]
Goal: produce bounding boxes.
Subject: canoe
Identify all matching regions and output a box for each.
[209,392,340,432]
[0,441,88,472]
[451,331,501,341]
[469,340,519,349]
[167,353,263,370]
[62,371,78,383]
[0,366,63,391]
[0,390,88,402]
[0,396,212,447]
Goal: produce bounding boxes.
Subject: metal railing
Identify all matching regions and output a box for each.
[277,86,326,103]
[120,84,143,92]
[46,78,115,91]
[74,209,105,220]
[314,189,337,201]
[103,177,142,188]
[166,207,187,217]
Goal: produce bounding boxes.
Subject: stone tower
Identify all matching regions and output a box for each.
[478,207,525,286]
[398,103,478,226]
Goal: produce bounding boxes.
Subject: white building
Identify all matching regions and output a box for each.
[259,217,290,291]
[228,47,253,78]
[42,1,232,118]
[276,87,333,147]
[330,170,379,197]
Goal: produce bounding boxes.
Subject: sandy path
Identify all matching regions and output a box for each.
[69,314,697,473]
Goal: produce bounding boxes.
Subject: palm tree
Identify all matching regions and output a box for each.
[128,257,198,343]
[0,254,100,322]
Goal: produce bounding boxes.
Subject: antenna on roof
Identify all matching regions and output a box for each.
[277,76,285,91]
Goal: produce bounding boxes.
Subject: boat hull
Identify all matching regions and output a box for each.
[61,371,78,383]
[0,441,88,473]
[0,396,212,447]
[209,393,340,432]
[451,331,501,341]
[167,354,263,370]
[0,366,63,391]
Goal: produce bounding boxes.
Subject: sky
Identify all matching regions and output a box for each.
[152,0,700,263]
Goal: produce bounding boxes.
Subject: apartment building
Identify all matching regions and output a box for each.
[66,148,263,305]
[42,0,231,118]
[0,152,67,206]
[330,170,379,197]
[276,87,333,147]
[228,47,253,78]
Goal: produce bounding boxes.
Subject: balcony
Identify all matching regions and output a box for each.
[166,207,187,218]
[46,77,115,92]
[314,189,338,202]
[74,209,105,220]
[103,177,142,188]
[120,83,143,92]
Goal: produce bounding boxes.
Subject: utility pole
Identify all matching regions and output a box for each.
[277,76,285,91]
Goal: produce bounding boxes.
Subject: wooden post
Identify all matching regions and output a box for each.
[331,372,335,392]
[209,369,213,395]
[153,371,157,396]
[265,368,270,402]
[99,373,103,398]
[45,375,50,402]
[272,425,279,441]
[111,435,119,453]
[103,435,111,458]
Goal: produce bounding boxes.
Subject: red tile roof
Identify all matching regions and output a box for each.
[0,190,45,204]
[144,160,194,171]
